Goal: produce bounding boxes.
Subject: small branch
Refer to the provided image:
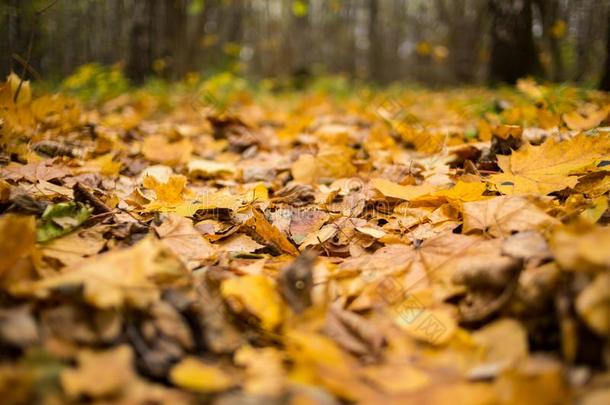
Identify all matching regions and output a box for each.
[73,182,112,215]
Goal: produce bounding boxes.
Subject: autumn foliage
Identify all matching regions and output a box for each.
[0,72,609,404]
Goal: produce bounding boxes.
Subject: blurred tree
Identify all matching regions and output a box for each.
[2,0,42,79]
[600,10,610,90]
[535,0,564,82]
[489,0,539,83]
[163,0,188,79]
[127,0,156,83]
[368,0,384,83]
[436,0,486,82]
[3,0,610,86]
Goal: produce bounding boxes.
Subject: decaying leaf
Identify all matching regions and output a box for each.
[1,73,609,403]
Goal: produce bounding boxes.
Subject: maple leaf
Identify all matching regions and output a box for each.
[490,133,610,195]
[462,195,559,237]
[143,174,189,209]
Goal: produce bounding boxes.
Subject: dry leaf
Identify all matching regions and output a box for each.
[490,134,610,195]
[169,357,233,393]
[462,196,559,237]
[221,274,284,330]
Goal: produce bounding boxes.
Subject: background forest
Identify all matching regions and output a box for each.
[2,0,610,87]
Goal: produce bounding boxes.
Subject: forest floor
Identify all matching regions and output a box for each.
[1,72,610,404]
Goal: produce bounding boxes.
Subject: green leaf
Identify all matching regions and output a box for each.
[37,202,92,243]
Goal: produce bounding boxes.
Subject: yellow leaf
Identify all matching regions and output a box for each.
[187,158,236,178]
[169,357,232,393]
[143,174,188,209]
[0,214,36,276]
[61,346,137,399]
[563,105,608,131]
[473,318,528,366]
[153,214,215,268]
[243,183,269,204]
[221,274,284,330]
[174,190,241,216]
[235,346,285,397]
[436,181,488,203]
[31,94,81,128]
[85,153,122,176]
[371,178,437,201]
[317,145,356,180]
[27,237,189,308]
[361,364,429,394]
[576,272,610,336]
[292,154,319,184]
[490,134,610,195]
[550,225,610,272]
[580,196,608,224]
[462,196,559,237]
[6,72,31,106]
[142,135,193,165]
[395,308,457,346]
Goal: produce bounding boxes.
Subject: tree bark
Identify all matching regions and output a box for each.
[164,0,188,79]
[3,0,41,79]
[127,0,156,83]
[489,0,539,84]
[600,11,610,90]
[368,0,383,82]
[532,0,564,82]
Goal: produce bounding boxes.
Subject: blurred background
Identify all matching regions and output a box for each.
[2,0,610,87]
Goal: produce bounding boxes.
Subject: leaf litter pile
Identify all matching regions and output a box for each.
[1,74,610,404]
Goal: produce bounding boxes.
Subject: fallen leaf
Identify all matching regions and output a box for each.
[142,135,193,165]
[0,214,36,275]
[371,178,437,201]
[153,214,215,268]
[187,158,236,178]
[490,133,610,195]
[462,196,559,237]
[37,202,92,243]
[29,237,190,308]
[61,345,137,398]
[235,346,285,397]
[169,357,233,393]
[221,274,284,330]
[576,272,610,336]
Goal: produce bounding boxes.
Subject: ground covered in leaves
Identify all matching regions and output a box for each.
[1,73,610,404]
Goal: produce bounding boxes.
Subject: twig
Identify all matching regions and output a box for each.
[73,182,112,215]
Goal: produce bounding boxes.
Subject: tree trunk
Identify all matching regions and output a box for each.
[3,0,41,79]
[489,0,539,84]
[535,0,564,82]
[164,0,188,79]
[600,11,610,90]
[127,0,155,83]
[368,0,383,82]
